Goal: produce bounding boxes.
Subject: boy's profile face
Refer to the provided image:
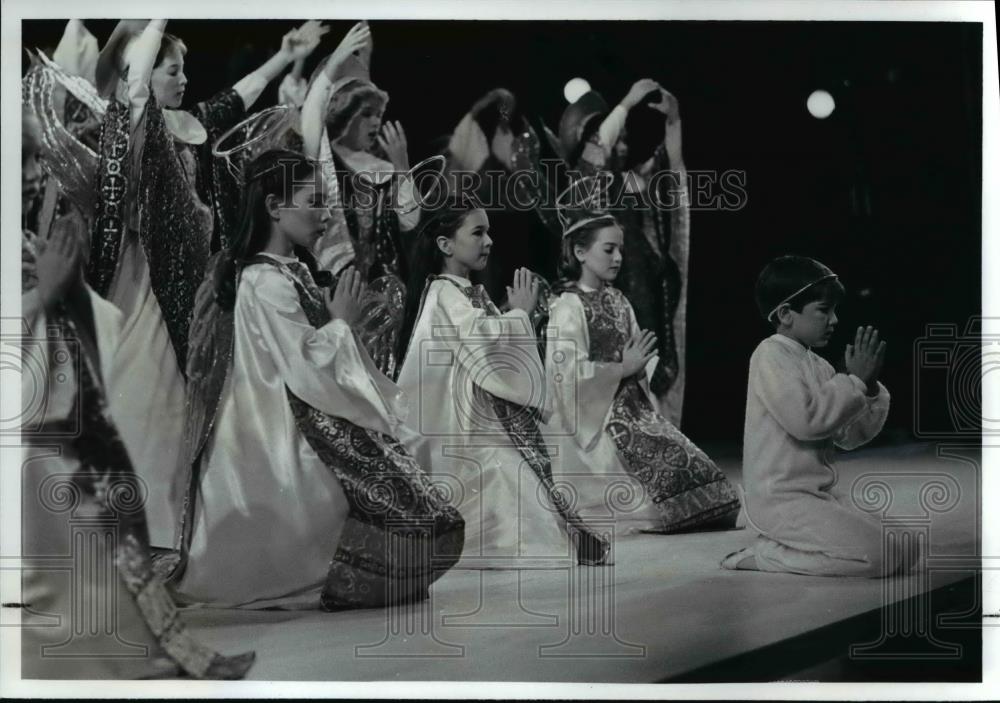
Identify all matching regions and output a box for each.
[777,293,839,348]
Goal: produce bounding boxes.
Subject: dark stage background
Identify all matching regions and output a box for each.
[22,20,983,445]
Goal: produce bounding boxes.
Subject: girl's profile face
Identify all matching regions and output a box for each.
[440,209,491,276]
[341,98,385,152]
[272,174,331,249]
[575,225,623,284]
[152,45,187,109]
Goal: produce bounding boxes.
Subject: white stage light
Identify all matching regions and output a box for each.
[564,78,591,104]
[807,89,835,119]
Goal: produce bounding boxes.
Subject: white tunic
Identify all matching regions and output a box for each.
[542,289,660,533]
[396,275,572,568]
[733,333,893,576]
[173,254,407,608]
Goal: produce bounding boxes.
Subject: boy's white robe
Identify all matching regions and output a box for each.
[735,333,893,576]
[541,290,660,533]
[396,274,572,568]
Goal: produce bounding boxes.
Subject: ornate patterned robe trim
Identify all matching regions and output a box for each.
[30,306,254,679]
[573,285,739,532]
[440,277,611,565]
[87,99,130,297]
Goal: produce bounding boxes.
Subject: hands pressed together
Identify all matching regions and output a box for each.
[844,325,886,395]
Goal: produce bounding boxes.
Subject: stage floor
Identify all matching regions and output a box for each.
[180,442,981,682]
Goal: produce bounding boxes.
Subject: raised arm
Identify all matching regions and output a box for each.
[232,20,328,112]
[301,22,371,159]
[127,19,167,131]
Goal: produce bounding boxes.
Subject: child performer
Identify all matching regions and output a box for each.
[20,107,253,679]
[544,196,740,535]
[395,199,611,568]
[550,79,690,426]
[722,255,895,577]
[83,19,323,547]
[169,150,463,610]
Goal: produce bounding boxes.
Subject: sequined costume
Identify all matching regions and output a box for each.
[545,284,740,533]
[168,254,464,609]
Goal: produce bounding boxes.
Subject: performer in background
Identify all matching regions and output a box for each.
[169,150,463,609]
[396,199,611,568]
[19,106,253,679]
[543,186,740,536]
[548,78,691,426]
[302,22,419,377]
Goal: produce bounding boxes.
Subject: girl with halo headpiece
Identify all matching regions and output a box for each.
[56,19,327,548]
[168,149,463,609]
[544,78,692,428]
[542,177,740,536]
[395,195,611,569]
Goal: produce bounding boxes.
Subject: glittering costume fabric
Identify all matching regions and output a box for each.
[191,89,247,253]
[173,257,464,609]
[21,64,101,221]
[329,149,408,379]
[331,149,405,283]
[87,99,130,297]
[25,304,254,679]
[573,285,739,532]
[134,95,214,372]
[447,278,611,565]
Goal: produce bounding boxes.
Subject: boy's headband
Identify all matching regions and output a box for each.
[767,273,839,322]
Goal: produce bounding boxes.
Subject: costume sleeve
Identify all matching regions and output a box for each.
[812,354,892,450]
[238,266,404,435]
[231,71,269,111]
[750,343,870,442]
[302,71,334,160]
[126,20,166,131]
[597,104,628,154]
[436,281,544,409]
[545,293,622,450]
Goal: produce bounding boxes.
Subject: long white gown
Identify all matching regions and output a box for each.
[172,254,410,608]
[395,274,573,568]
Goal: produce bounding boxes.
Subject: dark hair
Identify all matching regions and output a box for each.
[214,149,327,309]
[553,216,620,292]
[755,255,845,325]
[395,196,483,364]
[155,33,187,69]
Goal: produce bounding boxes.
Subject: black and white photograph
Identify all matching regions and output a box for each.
[1,0,997,697]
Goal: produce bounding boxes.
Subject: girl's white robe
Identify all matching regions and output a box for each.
[172,254,408,607]
[396,274,571,568]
